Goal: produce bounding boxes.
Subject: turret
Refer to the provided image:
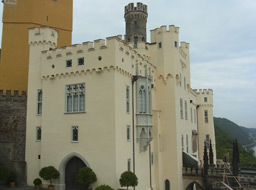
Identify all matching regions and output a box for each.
[124,2,148,46]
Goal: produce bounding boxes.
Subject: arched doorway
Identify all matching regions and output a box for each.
[165,179,170,190]
[65,157,87,190]
[186,182,204,190]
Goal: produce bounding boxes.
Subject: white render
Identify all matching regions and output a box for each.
[26,22,216,190]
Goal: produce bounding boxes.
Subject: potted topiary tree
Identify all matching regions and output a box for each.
[95,184,114,190]
[33,178,42,190]
[76,167,97,189]
[39,166,59,190]
[8,170,16,187]
[119,171,138,190]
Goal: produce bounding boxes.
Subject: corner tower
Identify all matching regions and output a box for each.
[0,0,73,92]
[124,2,148,46]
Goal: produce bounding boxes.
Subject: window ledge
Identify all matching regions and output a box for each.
[71,141,79,143]
[65,111,86,114]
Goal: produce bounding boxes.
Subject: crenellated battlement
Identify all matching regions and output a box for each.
[0,90,26,99]
[28,26,58,46]
[125,2,147,16]
[37,33,155,80]
[180,41,189,49]
[151,25,180,36]
[41,35,124,58]
[193,89,213,95]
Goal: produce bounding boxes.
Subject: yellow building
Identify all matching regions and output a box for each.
[0,0,73,92]
[25,3,216,190]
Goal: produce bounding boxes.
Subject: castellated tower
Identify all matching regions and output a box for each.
[0,0,73,92]
[124,2,148,46]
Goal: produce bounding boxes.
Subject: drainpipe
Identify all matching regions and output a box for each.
[149,143,153,190]
[132,76,138,176]
[196,105,200,164]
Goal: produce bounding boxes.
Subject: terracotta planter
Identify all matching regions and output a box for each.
[48,185,55,190]
[35,184,41,190]
[9,182,16,187]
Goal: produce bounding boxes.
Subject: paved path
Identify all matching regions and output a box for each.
[0,185,35,190]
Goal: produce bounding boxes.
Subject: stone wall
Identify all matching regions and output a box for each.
[0,90,27,162]
[0,90,27,185]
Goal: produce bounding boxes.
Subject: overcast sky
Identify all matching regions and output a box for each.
[0,0,255,128]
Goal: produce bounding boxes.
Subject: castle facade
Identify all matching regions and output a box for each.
[25,3,216,190]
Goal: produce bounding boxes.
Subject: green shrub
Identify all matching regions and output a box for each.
[76,167,97,185]
[0,166,9,181]
[119,171,138,190]
[33,178,42,185]
[8,171,16,182]
[95,184,114,190]
[39,166,59,186]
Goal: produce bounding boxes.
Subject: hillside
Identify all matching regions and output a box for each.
[214,118,256,165]
[214,117,253,146]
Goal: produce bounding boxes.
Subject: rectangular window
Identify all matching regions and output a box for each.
[180,73,182,87]
[180,98,183,119]
[127,125,130,141]
[191,107,193,122]
[151,152,154,165]
[36,126,41,141]
[66,60,72,67]
[206,135,210,149]
[72,126,78,142]
[194,109,197,123]
[174,41,178,48]
[134,36,138,49]
[127,159,131,171]
[78,57,84,66]
[126,86,130,113]
[181,135,184,152]
[204,97,208,102]
[184,77,186,90]
[186,134,188,153]
[37,90,42,115]
[204,110,208,123]
[66,83,85,113]
[158,42,162,48]
[185,101,188,120]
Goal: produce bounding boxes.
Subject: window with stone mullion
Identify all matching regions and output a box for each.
[66,84,85,113]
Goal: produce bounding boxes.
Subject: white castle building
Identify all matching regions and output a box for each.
[26,3,216,190]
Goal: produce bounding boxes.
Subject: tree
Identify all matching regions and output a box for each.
[119,171,138,190]
[95,184,114,190]
[76,167,97,186]
[39,166,59,186]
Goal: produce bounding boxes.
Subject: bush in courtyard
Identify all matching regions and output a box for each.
[119,171,138,190]
[95,184,114,190]
[39,166,59,186]
[8,170,16,182]
[0,166,9,181]
[77,167,97,186]
[33,178,42,185]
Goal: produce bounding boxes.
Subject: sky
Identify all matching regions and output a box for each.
[0,0,255,128]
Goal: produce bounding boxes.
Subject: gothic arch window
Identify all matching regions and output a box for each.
[148,86,152,114]
[139,85,146,113]
[165,179,170,190]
